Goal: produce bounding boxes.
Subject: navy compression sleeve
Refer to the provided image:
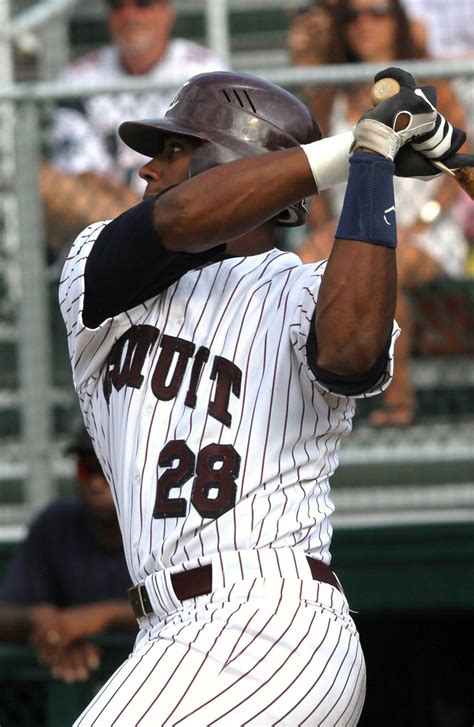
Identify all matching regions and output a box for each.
[84,196,227,328]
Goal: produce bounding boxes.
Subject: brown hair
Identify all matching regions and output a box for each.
[338,0,426,61]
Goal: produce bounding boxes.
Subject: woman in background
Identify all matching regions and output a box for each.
[294,0,469,426]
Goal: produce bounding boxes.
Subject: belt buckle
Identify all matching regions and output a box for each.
[128,583,149,619]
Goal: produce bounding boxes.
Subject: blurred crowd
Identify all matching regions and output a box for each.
[287,0,473,426]
[1,0,472,691]
[38,0,472,426]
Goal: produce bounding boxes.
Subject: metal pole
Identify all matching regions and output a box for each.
[0,0,14,183]
[38,17,70,81]
[14,100,54,513]
[205,0,230,64]
[0,58,472,102]
[0,0,14,83]
[10,0,77,38]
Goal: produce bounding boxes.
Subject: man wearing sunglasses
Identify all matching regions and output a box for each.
[0,426,136,684]
[42,0,228,260]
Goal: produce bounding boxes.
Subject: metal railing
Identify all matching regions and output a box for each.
[0,0,473,529]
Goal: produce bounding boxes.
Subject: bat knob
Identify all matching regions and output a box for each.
[370,78,401,107]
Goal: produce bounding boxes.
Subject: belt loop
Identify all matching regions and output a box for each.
[145,569,183,618]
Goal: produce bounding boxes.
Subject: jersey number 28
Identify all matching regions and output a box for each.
[154,440,241,520]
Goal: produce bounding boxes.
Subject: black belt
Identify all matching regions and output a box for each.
[128,556,340,619]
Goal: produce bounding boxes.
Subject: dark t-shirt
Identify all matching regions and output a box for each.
[0,498,131,607]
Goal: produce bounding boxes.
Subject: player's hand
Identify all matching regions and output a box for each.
[50,640,101,684]
[373,68,466,163]
[395,147,474,179]
[352,70,437,160]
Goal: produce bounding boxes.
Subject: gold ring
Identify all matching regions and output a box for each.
[45,629,61,645]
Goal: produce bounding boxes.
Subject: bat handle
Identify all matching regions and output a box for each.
[431,160,456,178]
[370,77,400,107]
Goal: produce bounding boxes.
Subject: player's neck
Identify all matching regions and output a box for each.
[226,225,276,257]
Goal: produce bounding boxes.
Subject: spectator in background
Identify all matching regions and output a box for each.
[401,0,474,60]
[291,0,469,426]
[401,0,474,255]
[40,0,229,259]
[287,0,345,136]
[0,426,136,684]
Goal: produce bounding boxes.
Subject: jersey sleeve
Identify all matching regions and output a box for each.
[289,262,400,398]
[59,219,150,390]
[82,196,227,328]
[59,200,228,389]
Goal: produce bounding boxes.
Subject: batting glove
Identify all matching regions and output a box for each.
[352,87,437,160]
[373,68,467,163]
[395,147,474,180]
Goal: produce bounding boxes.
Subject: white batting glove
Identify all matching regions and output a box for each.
[371,68,467,162]
[351,83,437,160]
[409,88,466,161]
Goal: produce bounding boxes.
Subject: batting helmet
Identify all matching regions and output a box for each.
[118,71,322,227]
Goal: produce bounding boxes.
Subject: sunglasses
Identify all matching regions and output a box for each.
[345,5,393,21]
[106,0,164,10]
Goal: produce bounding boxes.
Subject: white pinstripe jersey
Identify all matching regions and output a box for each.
[60,221,398,586]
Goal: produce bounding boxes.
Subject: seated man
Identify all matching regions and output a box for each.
[41,0,229,259]
[0,426,137,683]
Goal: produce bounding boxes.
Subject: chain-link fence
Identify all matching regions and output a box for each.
[0,0,473,532]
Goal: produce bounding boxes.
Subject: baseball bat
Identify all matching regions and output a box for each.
[370,77,474,199]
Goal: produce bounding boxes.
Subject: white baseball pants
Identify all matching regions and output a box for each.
[73,549,366,726]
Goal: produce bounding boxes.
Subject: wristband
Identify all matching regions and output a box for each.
[301,131,353,191]
[335,152,397,248]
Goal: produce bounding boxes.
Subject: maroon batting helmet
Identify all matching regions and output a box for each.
[118,71,322,227]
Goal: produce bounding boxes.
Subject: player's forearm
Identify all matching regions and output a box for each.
[154,147,317,252]
[315,239,396,374]
[315,150,397,375]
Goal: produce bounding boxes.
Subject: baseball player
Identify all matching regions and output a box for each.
[60,68,467,725]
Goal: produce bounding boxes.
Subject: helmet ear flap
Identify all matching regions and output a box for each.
[276,201,308,227]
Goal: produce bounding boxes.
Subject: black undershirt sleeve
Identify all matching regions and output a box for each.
[83,195,227,328]
[306,309,392,396]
